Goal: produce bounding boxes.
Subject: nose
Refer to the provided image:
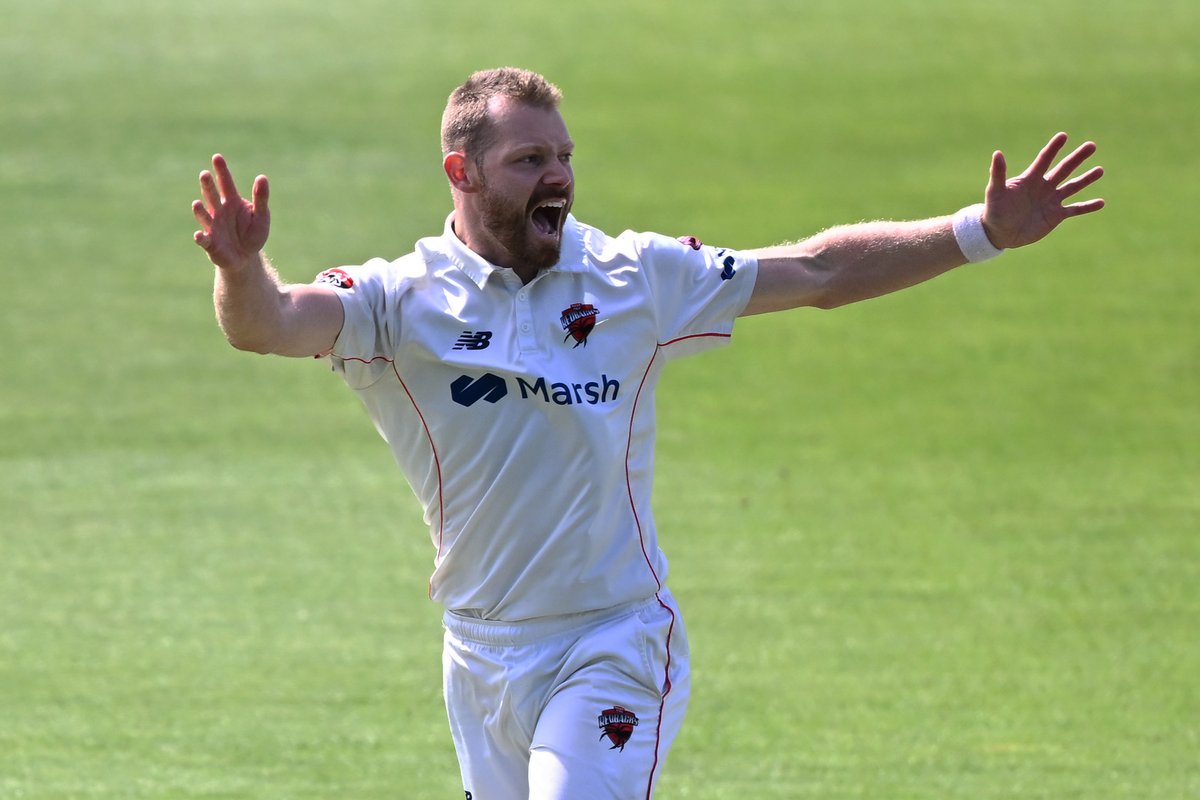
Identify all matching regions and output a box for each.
[543,158,572,188]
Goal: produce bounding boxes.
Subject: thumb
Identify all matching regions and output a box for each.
[987,150,1007,195]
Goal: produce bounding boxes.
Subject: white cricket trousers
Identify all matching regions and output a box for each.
[442,589,691,800]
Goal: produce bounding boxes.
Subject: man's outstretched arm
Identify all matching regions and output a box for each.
[192,154,344,356]
[741,133,1105,316]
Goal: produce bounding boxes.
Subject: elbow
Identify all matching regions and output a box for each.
[805,265,851,310]
[812,291,852,310]
[805,252,857,309]
[807,258,867,310]
[223,330,277,355]
[793,252,851,310]
[215,308,283,354]
[807,289,840,310]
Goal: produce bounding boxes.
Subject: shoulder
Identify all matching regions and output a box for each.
[314,249,437,298]
[572,218,692,266]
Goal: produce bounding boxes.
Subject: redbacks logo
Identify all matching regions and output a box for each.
[560,302,598,348]
[315,268,354,289]
[598,705,639,751]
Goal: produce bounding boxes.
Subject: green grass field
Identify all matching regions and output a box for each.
[2,0,1197,797]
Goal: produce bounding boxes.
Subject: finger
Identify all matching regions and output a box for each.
[1057,165,1104,199]
[1062,197,1106,217]
[251,174,270,213]
[211,153,242,202]
[199,169,221,211]
[194,230,212,250]
[192,198,213,228]
[1027,132,1069,177]
[1046,141,1098,185]
[988,149,1007,190]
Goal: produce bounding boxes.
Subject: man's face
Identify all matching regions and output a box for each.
[467,98,575,272]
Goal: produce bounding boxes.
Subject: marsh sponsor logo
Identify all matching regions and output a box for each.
[450,373,507,406]
[450,372,619,408]
[517,374,619,406]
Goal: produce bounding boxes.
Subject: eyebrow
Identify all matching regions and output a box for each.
[510,139,575,153]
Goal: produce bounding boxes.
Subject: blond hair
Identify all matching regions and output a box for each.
[441,68,563,162]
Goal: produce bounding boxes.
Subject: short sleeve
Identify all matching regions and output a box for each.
[635,232,759,357]
[313,254,423,389]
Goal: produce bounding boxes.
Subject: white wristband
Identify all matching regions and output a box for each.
[952,203,1004,263]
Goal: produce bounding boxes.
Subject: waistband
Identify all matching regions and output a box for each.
[443,590,674,647]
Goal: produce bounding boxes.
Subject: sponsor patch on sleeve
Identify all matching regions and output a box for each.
[678,236,741,281]
[315,268,354,289]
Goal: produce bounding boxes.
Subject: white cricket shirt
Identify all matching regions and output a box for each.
[317,213,757,621]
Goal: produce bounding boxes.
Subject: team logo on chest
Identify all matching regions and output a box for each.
[560,302,599,348]
[597,705,639,751]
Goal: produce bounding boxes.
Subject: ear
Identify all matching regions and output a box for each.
[443,152,479,193]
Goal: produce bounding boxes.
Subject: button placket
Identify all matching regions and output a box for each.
[515,287,537,352]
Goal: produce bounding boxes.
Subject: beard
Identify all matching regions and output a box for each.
[475,180,570,273]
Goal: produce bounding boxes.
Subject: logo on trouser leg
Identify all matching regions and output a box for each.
[598,705,639,751]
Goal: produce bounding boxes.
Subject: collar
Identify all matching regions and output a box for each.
[431,212,589,290]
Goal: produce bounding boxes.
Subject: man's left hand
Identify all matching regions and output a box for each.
[981,132,1105,250]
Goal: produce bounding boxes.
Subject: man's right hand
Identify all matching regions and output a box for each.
[192,154,271,271]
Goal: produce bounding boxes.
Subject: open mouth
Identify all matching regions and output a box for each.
[530,198,567,238]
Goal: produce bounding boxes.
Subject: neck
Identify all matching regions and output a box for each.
[450,210,541,285]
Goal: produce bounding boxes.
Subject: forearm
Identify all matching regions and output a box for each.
[806,216,967,307]
[212,252,290,353]
[745,216,970,314]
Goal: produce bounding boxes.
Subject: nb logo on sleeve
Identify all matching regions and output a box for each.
[453,331,493,351]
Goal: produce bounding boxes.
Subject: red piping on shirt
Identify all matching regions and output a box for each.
[624,331,731,589]
[332,352,446,596]
[659,331,731,348]
[625,332,728,797]
[625,346,664,589]
[334,354,395,365]
[391,364,446,598]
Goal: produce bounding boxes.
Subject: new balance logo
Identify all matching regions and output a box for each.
[453,330,493,351]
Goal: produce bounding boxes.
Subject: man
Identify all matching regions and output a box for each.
[191,68,1103,799]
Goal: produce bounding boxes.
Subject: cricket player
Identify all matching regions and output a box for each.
[191,68,1104,799]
